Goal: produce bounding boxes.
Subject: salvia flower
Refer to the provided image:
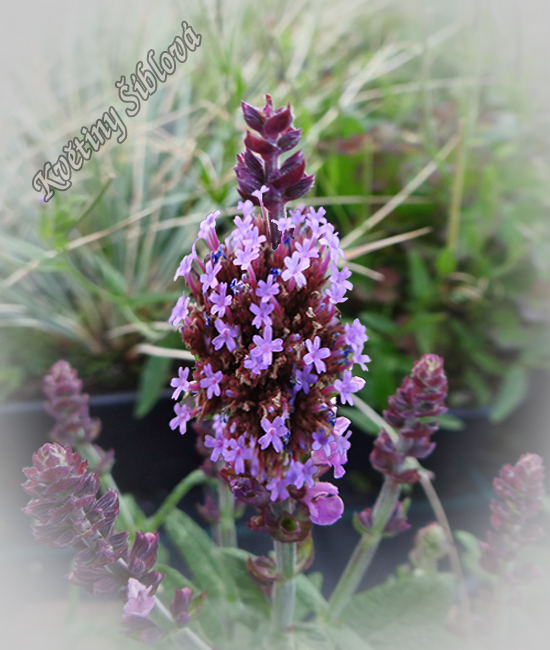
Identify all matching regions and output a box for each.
[167,97,370,532]
[22,442,163,598]
[370,354,448,485]
[479,453,545,581]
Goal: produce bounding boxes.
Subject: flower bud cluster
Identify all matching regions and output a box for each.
[479,453,545,581]
[370,354,448,484]
[22,442,162,596]
[168,200,368,522]
[43,360,114,473]
[235,95,315,248]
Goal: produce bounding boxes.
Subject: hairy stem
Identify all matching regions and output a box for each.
[328,479,401,619]
[271,540,297,629]
[215,478,237,547]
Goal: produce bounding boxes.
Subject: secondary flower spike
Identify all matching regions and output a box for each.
[370,354,448,484]
[235,95,315,248]
[479,453,545,581]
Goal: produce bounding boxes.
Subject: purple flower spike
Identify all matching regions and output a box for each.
[480,453,545,580]
[302,482,344,525]
[43,360,101,446]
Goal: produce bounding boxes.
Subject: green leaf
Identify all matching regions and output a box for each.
[407,250,434,303]
[155,563,224,644]
[489,364,529,422]
[163,509,239,604]
[294,573,329,621]
[217,547,271,618]
[434,413,465,431]
[134,354,171,418]
[343,573,460,650]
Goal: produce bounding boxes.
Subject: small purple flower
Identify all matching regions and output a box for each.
[330,265,353,293]
[204,429,227,462]
[210,282,233,317]
[287,459,317,489]
[200,259,222,293]
[312,430,335,456]
[250,301,274,329]
[295,237,320,260]
[199,364,224,399]
[333,370,365,405]
[170,403,192,434]
[294,364,318,395]
[321,231,345,263]
[197,210,220,250]
[289,207,305,228]
[273,215,295,232]
[281,251,310,288]
[266,475,290,501]
[250,326,283,368]
[123,578,155,617]
[173,253,195,282]
[258,416,288,452]
[256,275,280,302]
[212,319,240,352]
[302,482,344,525]
[325,283,348,304]
[170,367,191,400]
[234,240,260,270]
[345,318,369,350]
[224,435,254,474]
[252,185,269,203]
[244,353,264,375]
[237,199,255,217]
[168,295,190,327]
[304,336,331,374]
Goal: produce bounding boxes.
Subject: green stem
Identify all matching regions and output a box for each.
[214,478,237,547]
[170,627,215,650]
[328,479,401,620]
[271,540,297,629]
[147,469,210,531]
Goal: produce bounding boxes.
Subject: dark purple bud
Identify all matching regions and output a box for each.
[384,500,411,536]
[283,174,315,201]
[264,105,292,140]
[228,475,270,508]
[169,587,193,627]
[277,128,302,152]
[241,101,265,133]
[272,154,306,190]
[245,555,280,596]
[245,132,276,155]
